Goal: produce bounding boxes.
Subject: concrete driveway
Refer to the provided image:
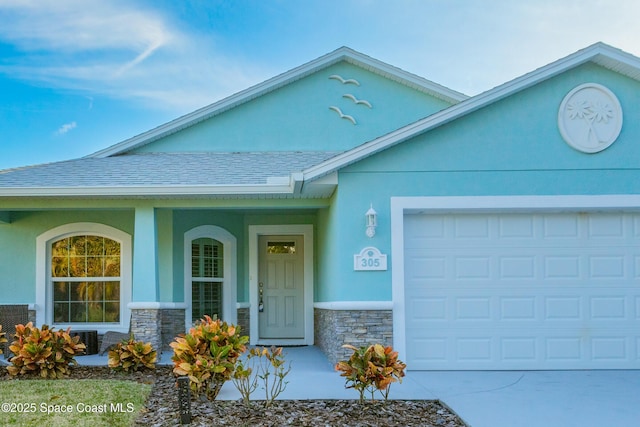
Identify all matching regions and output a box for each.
[405,369,640,427]
[73,346,640,426]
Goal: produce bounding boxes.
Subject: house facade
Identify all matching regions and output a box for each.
[1,43,639,369]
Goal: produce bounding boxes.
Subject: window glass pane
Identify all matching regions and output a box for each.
[104,282,120,300]
[105,239,119,255]
[88,303,105,322]
[87,257,104,277]
[192,238,223,278]
[51,235,120,278]
[54,303,69,323]
[267,241,296,254]
[192,281,222,323]
[52,257,69,278]
[104,256,120,277]
[70,303,88,323]
[69,257,86,277]
[53,281,120,324]
[50,234,121,324]
[71,236,87,255]
[191,243,200,277]
[69,282,85,301]
[51,238,69,257]
[53,282,69,301]
[86,235,104,255]
[104,302,120,322]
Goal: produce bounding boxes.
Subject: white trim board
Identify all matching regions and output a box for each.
[314,301,393,310]
[184,225,238,330]
[390,195,640,361]
[35,223,132,335]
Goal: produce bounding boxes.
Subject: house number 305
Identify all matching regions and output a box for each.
[354,247,388,271]
[361,257,381,268]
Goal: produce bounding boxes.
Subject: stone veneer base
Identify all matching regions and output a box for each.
[128,308,249,353]
[96,307,392,360]
[314,308,393,365]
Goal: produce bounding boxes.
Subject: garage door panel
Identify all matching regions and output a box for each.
[407,332,640,369]
[408,251,635,284]
[404,212,640,370]
[406,213,639,248]
[408,289,639,326]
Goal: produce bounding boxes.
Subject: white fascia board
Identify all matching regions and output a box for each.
[303,43,640,182]
[342,50,468,103]
[290,172,304,194]
[0,184,296,198]
[0,172,306,198]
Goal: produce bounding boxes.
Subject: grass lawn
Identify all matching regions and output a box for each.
[0,379,151,427]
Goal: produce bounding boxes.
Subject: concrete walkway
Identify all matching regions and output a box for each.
[70,346,640,427]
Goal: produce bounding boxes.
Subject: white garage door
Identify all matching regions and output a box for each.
[404,212,640,370]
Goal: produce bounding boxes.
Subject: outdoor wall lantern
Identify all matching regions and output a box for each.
[365,204,377,238]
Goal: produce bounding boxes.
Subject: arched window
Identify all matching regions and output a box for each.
[36,223,132,332]
[190,237,224,322]
[184,226,237,327]
[51,235,121,323]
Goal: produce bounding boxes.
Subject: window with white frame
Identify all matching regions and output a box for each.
[36,223,132,331]
[51,235,121,323]
[191,237,223,322]
[184,225,237,328]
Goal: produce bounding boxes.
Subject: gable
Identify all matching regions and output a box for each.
[341,62,640,195]
[128,62,456,154]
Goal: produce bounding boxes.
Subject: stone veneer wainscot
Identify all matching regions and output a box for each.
[314,304,393,365]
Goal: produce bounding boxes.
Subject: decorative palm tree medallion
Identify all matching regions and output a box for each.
[558,83,623,153]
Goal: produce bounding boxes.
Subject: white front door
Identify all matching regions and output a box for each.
[258,235,305,339]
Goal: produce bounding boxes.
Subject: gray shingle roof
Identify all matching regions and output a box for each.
[0,151,341,188]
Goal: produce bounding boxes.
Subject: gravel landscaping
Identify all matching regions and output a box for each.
[2,366,467,426]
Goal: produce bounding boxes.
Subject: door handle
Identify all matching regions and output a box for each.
[259,282,264,312]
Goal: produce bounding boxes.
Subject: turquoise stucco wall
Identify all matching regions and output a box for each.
[0,206,321,307]
[315,63,640,303]
[0,210,135,304]
[171,210,318,304]
[131,62,453,154]
[5,63,640,310]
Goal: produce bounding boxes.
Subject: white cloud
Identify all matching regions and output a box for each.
[55,122,77,135]
[0,0,266,112]
[2,0,640,112]
[0,0,170,54]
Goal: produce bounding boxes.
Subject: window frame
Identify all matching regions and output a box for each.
[36,223,132,334]
[190,237,224,322]
[184,226,237,328]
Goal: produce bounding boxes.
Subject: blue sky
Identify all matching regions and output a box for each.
[1,0,640,170]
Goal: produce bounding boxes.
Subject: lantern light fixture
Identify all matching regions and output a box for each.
[365,204,377,238]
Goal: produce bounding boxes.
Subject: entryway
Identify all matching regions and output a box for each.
[248,225,314,346]
[257,235,305,339]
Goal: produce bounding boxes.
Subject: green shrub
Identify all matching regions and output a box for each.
[108,336,157,372]
[170,315,248,400]
[7,322,86,379]
[335,343,406,403]
[232,346,291,408]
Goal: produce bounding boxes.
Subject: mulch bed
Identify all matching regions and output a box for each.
[1,365,467,426]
